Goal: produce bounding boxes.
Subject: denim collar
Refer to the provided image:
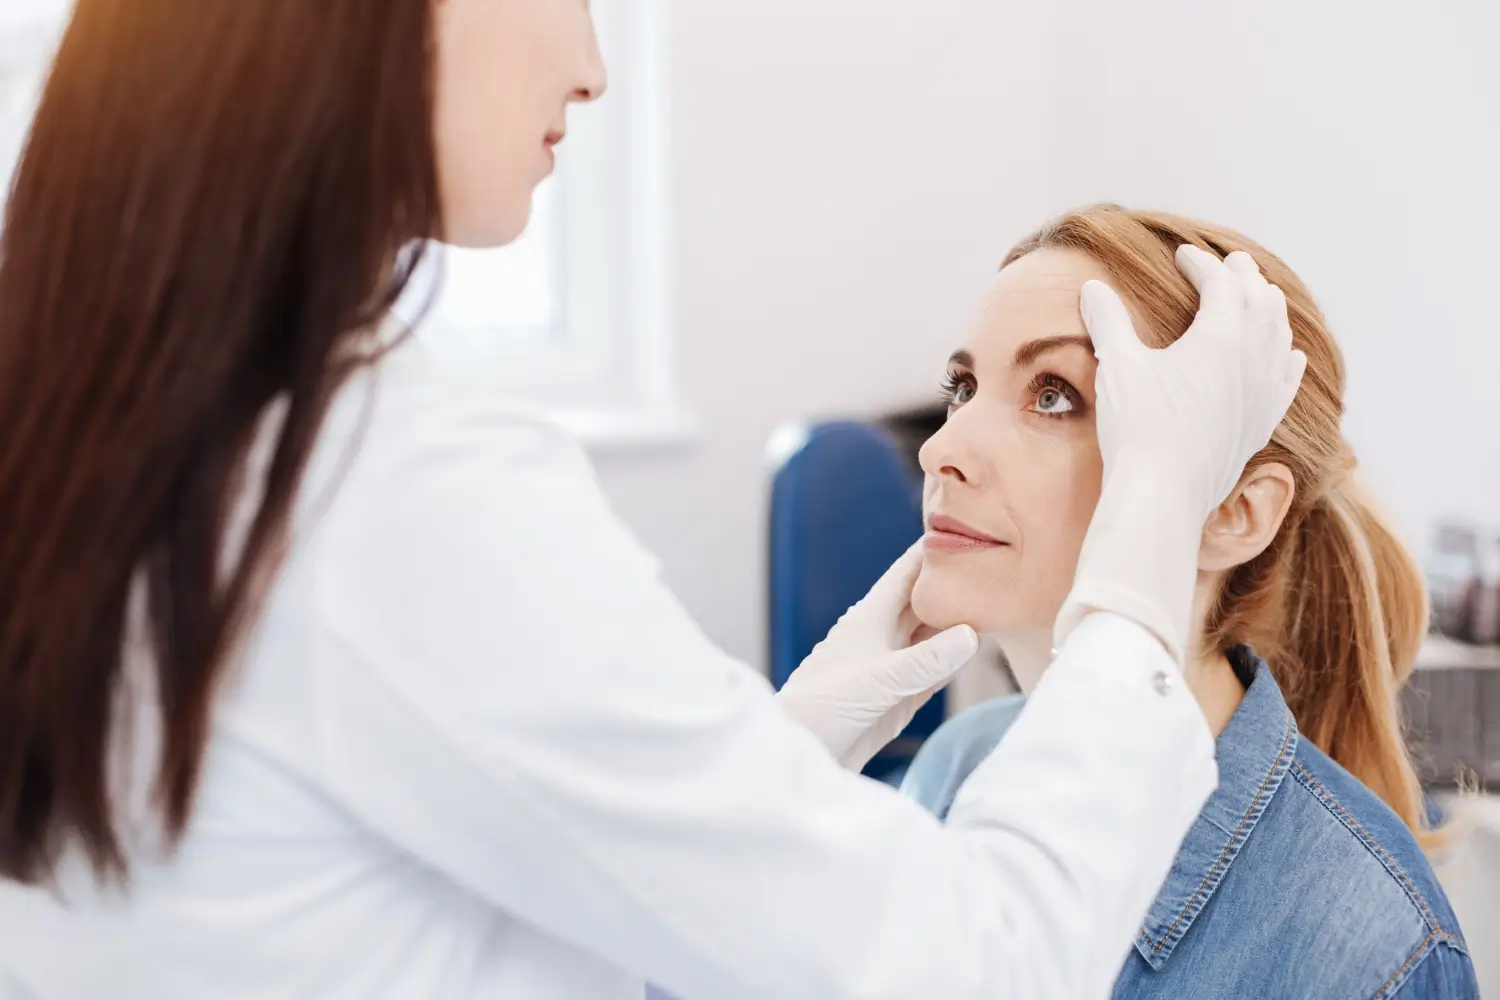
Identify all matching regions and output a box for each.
[1133,649,1299,969]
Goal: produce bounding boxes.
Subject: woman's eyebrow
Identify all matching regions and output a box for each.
[946,336,1094,372]
[1013,334,1094,368]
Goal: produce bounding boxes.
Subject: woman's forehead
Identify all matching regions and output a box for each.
[962,249,1112,361]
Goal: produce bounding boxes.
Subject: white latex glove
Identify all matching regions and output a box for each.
[777,544,979,771]
[1055,246,1307,664]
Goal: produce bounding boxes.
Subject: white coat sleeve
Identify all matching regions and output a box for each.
[304,407,1217,1000]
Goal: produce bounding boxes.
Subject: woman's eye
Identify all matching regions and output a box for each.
[940,373,975,408]
[1036,386,1073,414]
[1027,374,1082,418]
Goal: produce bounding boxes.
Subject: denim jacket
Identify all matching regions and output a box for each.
[903,650,1479,999]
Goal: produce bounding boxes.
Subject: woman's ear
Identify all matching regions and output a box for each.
[1199,463,1295,572]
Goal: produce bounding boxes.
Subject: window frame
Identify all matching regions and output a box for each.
[407,0,691,450]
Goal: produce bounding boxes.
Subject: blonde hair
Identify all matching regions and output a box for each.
[1005,205,1431,842]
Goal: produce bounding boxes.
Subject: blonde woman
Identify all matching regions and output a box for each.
[905,205,1478,999]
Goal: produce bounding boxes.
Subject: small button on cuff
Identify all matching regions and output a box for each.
[1151,669,1176,696]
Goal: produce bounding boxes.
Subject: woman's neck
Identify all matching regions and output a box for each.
[990,629,1054,692]
[997,627,1246,738]
[1183,646,1245,737]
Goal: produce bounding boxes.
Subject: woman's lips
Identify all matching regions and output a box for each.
[543,131,565,171]
[924,513,1007,553]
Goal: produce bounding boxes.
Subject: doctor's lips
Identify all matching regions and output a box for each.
[924,514,1008,553]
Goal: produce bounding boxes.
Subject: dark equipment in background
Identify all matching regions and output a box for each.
[767,408,946,785]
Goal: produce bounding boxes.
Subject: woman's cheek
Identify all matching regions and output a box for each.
[909,564,948,631]
[1012,437,1105,607]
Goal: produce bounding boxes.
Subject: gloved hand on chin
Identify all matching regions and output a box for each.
[776,543,977,772]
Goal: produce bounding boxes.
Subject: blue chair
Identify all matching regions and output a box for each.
[767,420,940,784]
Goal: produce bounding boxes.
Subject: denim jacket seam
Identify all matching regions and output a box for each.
[1370,928,1473,999]
[1138,713,1296,955]
[1289,760,1453,944]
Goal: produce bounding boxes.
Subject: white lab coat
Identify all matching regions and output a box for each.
[0,340,1216,1000]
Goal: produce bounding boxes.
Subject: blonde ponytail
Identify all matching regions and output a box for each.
[1210,475,1429,839]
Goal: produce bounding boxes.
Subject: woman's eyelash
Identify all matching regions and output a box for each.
[939,371,974,406]
[1027,372,1084,419]
[939,370,1083,415]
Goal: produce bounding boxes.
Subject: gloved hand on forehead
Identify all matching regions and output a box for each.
[1056,245,1307,664]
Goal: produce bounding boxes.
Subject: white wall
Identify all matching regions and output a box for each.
[1045,0,1500,547]
[0,0,62,173]
[599,0,1500,667]
[594,0,1058,665]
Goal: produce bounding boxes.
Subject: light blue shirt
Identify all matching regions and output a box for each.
[903,650,1479,999]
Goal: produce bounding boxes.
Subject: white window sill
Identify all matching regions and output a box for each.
[0,2,65,54]
[1416,634,1500,672]
[552,406,701,454]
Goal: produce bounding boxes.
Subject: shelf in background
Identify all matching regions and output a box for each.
[1417,635,1500,672]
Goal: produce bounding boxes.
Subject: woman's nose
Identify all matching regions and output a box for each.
[574,28,608,103]
[918,417,973,486]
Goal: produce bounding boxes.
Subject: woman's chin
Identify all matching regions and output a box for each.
[911,582,1001,636]
[911,569,1057,638]
[910,573,958,634]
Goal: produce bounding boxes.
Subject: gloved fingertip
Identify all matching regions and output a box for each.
[1286,350,1309,393]
[935,624,980,660]
[1175,243,1206,264]
[1079,280,1136,356]
[1223,250,1259,276]
[1174,243,1220,294]
[1255,284,1291,347]
[847,545,927,626]
[891,540,928,572]
[1275,351,1308,417]
[880,626,978,694]
[1079,278,1105,312]
[1078,281,1100,331]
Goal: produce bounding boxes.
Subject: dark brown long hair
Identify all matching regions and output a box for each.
[0,0,441,885]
